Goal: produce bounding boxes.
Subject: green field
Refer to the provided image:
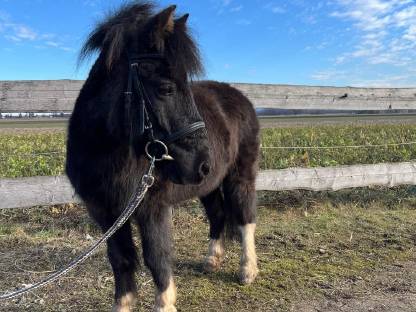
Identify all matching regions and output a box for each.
[0,119,68,129]
[1,124,415,178]
[1,114,416,129]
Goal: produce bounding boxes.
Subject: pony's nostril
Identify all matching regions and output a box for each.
[199,162,211,177]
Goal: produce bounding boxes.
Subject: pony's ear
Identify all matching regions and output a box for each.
[153,5,176,36]
[175,13,189,30]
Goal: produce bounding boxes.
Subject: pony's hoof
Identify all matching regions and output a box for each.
[153,305,177,312]
[239,263,259,285]
[112,306,132,312]
[112,292,136,312]
[204,255,222,272]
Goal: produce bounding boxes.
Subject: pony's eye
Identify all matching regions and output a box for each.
[158,83,176,96]
[138,63,156,77]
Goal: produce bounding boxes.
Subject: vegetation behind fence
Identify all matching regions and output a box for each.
[1,124,416,178]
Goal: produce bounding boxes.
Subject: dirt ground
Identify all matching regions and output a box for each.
[293,261,416,312]
[0,189,415,312]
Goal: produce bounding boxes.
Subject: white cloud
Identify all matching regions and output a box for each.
[271,6,286,14]
[14,25,37,40]
[5,35,21,42]
[311,69,346,81]
[404,24,416,40]
[45,41,59,47]
[236,19,251,26]
[350,74,416,87]
[0,11,73,52]
[230,5,243,12]
[263,3,287,14]
[331,0,416,67]
[82,0,100,7]
[1,23,38,42]
[312,68,416,87]
[212,0,236,14]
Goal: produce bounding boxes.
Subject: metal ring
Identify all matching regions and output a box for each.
[145,140,172,162]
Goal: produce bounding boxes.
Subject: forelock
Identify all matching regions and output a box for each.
[78,1,204,78]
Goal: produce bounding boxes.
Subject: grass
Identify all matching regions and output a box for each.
[1,124,415,310]
[1,124,416,178]
[0,130,66,178]
[0,187,415,311]
[260,124,416,169]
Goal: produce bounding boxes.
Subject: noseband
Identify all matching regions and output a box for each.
[124,53,206,161]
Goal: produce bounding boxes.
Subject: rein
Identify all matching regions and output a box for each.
[0,157,156,301]
[0,53,206,301]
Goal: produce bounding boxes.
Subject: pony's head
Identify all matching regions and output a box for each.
[80,2,210,185]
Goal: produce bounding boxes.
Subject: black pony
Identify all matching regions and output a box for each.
[66,2,260,311]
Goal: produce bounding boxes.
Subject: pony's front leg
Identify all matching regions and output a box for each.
[87,203,138,312]
[137,205,176,312]
[107,224,138,312]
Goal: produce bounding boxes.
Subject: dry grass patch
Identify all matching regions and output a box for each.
[0,187,415,311]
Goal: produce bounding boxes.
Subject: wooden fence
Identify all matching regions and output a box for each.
[2,80,416,113]
[1,80,415,209]
[1,162,415,209]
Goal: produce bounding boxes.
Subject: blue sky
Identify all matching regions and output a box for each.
[0,0,415,87]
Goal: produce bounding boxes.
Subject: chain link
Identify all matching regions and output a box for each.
[0,157,156,301]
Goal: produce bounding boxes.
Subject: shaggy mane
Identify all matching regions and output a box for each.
[79,1,204,78]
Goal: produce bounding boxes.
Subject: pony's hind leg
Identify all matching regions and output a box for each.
[200,188,226,272]
[136,205,176,312]
[88,205,138,312]
[223,169,259,285]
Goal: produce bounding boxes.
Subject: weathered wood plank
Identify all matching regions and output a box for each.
[0,80,84,91]
[0,176,80,209]
[5,90,80,99]
[256,162,416,191]
[1,162,415,209]
[1,98,77,112]
[1,80,416,112]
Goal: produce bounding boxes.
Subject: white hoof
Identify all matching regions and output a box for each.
[204,255,223,272]
[239,262,259,285]
[153,305,177,312]
[112,292,136,312]
[154,277,177,312]
[204,239,224,272]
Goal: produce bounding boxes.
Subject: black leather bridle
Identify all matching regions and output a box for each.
[124,53,206,161]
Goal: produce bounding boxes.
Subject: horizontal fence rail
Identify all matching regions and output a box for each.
[257,162,416,192]
[1,80,416,113]
[1,162,415,209]
[0,176,79,209]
